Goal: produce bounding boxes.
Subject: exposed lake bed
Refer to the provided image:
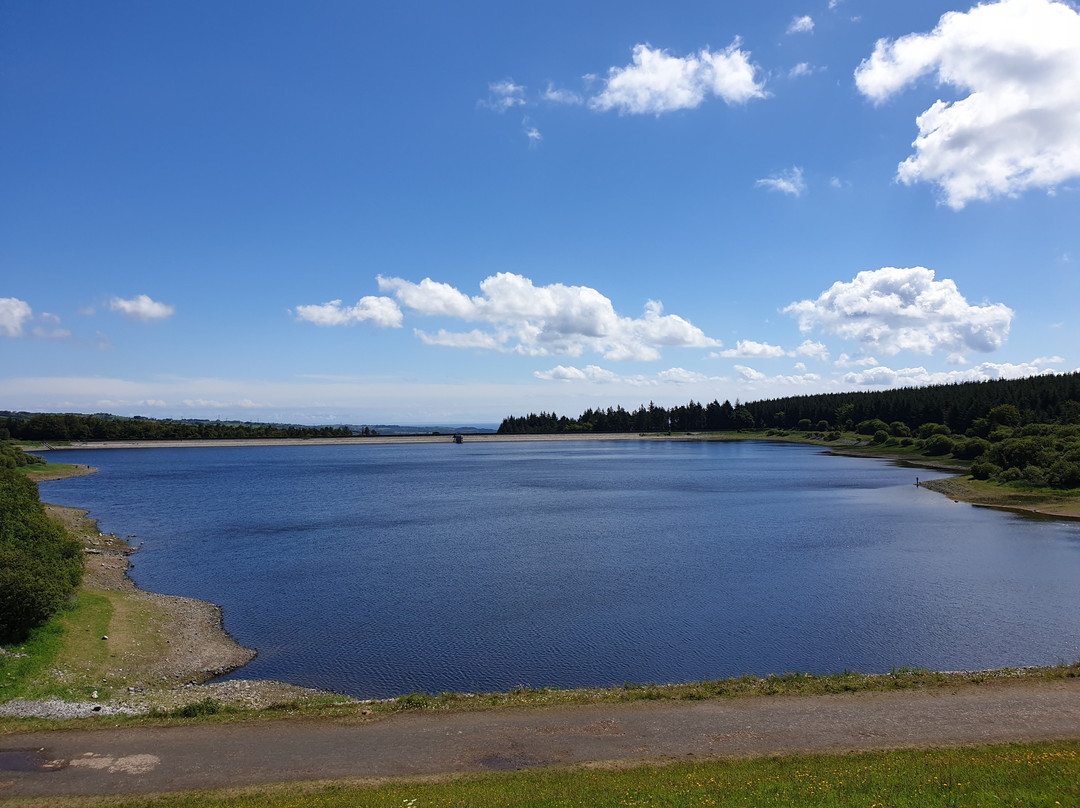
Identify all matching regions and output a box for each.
[34,439,1080,701]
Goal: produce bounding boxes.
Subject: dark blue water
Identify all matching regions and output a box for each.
[41,440,1080,698]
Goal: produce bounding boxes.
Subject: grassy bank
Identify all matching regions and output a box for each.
[6,740,1079,807]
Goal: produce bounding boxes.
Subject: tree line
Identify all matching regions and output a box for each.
[498,373,1080,491]
[1,412,353,442]
[498,372,1080,435]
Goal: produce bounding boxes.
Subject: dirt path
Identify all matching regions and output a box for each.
[2,678,1079,797]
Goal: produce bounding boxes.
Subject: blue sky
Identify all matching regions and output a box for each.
[2,0,1078,426]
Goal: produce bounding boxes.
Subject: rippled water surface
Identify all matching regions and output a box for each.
[42,440,1080,698]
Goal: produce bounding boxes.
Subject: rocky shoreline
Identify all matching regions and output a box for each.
[0,505,343,719]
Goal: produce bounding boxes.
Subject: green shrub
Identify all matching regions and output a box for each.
[953,437,991,460]
[970,461,1002,480]
[173,698,223,718]
[1022,465,1049,487]
[923,434,954,456]
[917,423,944,439]
[1048,459,1080,489]
[999,466,1023,483]
[0,441,44,469]
[857,419,889,436]
[871,429,889,445]
[396,692,433,710]
[0,469,83,642]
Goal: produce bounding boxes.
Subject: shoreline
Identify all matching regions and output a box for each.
[13,432,1079,719]
[0,505,338,719]
[36,432,651,450]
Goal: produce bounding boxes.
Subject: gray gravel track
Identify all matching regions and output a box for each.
[3,679,1080,797]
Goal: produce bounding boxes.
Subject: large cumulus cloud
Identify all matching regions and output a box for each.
[855,0,1080,208]
[784,266,1013,356]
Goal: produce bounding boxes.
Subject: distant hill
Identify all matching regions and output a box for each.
[351,424,498,436]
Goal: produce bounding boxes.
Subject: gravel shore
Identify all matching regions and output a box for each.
[1,506,342,719]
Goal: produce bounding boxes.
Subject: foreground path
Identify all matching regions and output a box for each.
[3,680,1080,797]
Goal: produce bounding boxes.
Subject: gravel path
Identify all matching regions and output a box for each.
[2,678,1079,797]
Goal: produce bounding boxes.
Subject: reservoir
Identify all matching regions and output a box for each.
[41,440,1080,699]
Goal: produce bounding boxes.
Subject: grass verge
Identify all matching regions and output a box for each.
[0,589,116,703]
[5,740,1078,807]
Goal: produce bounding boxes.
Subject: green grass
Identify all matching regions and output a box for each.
[9,741,1079,807]
[0,590,113,703]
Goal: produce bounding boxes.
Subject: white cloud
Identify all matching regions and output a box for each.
[656,367,717,384]
[734,364,822,386]
[480,79,527,112]
[787,15,815,34]
[182,398,265,409]
[534,364,725,386]
[756,167,806,196]
[735,364,767,382]
[292,297,403,328]
[0,297,33,337]
[835,352,880,368]
[376,273,720,362]
[784,266,1013,356]
[589,41,766,115]
[795,339,830,361]
[32,312,70,339]
[109,294,175,322]
[789,62,815,78]
[718,339,789,359]
[854,0,1080,209]
[415,329,502,350]
[523,118,543,143]
[535,364,631,383]
[843,359,1063,387]
[542,84,583,105]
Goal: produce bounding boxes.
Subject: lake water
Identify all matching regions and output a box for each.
[41,440,1080,699]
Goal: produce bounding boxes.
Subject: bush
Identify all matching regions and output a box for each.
[0,441,44,469]
[953,437,991,460]
[173,698,223,718]
[797,419,812,431]
[923,434,954,456]
[1048,459,1080,489]
[857,419,889,436]
[1022,465,1049,487]
[871,430,889,445]
[998,466,1023,483]
[917,423,941,439]
[970,461,1003,480]
[0,469,83,642]
[396,692,433,710]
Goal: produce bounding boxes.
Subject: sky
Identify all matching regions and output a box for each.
[2,0,1079,426]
